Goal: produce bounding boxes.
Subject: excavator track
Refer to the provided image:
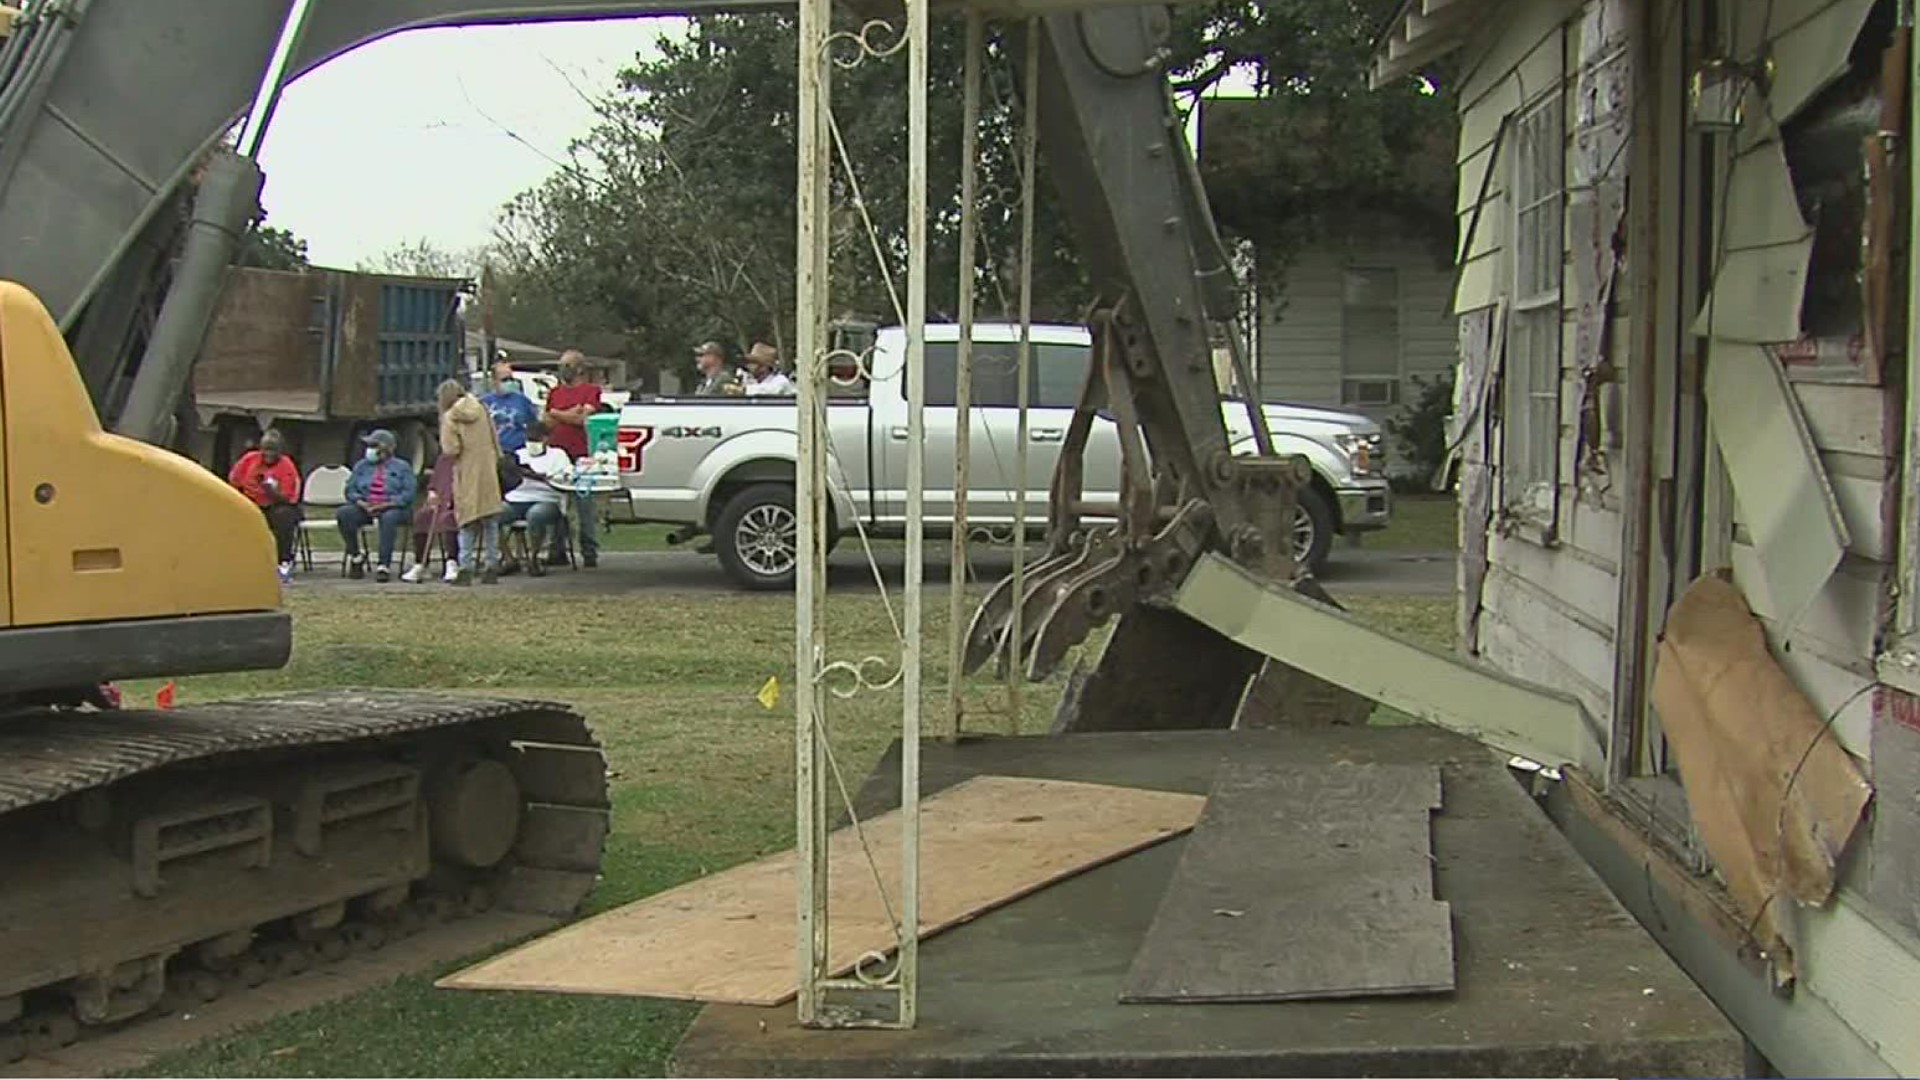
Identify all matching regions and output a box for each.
[0,689,609,1062]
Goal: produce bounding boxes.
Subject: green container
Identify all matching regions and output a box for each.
[585,412,619,456]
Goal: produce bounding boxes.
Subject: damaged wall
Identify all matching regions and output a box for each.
[1447,0,1626,736]
[1700,0,1899,770]
[1439,0,1920,1068]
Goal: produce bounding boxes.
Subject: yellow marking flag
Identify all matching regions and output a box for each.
[757,675,781,711]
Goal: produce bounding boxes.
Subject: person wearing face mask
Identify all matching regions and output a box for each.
[227,428,303,583]
[336,428,417,581]
[481,357,539,456]
[500,420,574,577]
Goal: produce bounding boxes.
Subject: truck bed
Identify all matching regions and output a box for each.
[195,388,326,421]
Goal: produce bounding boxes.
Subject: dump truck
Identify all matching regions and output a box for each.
[192,265,467,475]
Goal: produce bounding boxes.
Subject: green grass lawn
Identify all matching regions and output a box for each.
[124,585,1456,1077]
[1363,493,1457,552]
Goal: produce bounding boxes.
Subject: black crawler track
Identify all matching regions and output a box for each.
[0,689,610,1063]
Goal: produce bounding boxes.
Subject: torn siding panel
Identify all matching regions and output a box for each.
[1693,240,1818,342]
[1692,141,1817,342]
[1766,0,1880,123]
[1704,343,1849,625]
[1729,541,1884,671]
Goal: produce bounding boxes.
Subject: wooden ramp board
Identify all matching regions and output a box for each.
[438,774,1203,1005]
[1121,760,1455,1003]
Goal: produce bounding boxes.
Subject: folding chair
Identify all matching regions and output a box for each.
[296,466,354,573]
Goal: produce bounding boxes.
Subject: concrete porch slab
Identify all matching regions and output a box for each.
[668,727,1743,1077]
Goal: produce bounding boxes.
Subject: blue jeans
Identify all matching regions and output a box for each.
[337,504,408,566]
[503,499,564,554]
[548,492,598,559]
[457,514,502,572]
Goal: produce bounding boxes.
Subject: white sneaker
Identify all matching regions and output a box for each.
[401,564,425,584]
[277,562,293,584]
[442,560,461,583]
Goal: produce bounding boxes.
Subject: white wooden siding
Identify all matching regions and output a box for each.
[1254,231,1455,420]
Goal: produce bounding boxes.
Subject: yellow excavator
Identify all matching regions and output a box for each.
[0,282,610,1058]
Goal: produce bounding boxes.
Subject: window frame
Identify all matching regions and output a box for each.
[1339,265,1403,407]
[1501,91,1568,539]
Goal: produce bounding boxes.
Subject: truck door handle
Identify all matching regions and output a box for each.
[1030,428,1065,442]
[888,425,909,441]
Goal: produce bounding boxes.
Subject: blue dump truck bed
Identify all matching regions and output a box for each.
[193,266,466,421]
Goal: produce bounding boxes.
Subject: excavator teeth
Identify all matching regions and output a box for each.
[961,542,1086,676]
[1023,548,1136,682]
[991,538,1111,679]
[961,574,1023,676]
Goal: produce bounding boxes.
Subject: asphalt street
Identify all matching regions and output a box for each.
[297,543,1454,598]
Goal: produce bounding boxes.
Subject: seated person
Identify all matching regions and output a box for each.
[402,452,459,583]
[335,429,416,581]
[226,428,302,583]
[742,342,796,396]
[501,420,573,577]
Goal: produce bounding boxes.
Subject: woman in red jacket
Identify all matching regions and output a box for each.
[226,429,303,582]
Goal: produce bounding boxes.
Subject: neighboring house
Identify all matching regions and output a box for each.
[1247,222,1457,422]
[1370,0,1918,1074]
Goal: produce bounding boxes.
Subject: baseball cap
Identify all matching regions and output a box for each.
[694,340,725,358]
[361,429,397,451]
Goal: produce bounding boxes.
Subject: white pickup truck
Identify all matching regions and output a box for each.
[613,323,1392,589]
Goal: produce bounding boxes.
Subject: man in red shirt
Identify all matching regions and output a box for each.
[227,428,303,582]
[540,351,603,567]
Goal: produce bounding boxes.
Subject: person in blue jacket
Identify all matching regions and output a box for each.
[481,357,539,456]
[336,428,417,581]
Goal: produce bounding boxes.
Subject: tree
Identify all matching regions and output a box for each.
[359,237,484,279]
[491,2,1457,383]
[237,224,310,271]
[494,13,1090,383]
[1174,0,1460,286]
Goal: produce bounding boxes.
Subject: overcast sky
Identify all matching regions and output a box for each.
[256,17,682,268]
[256,18,1248,270]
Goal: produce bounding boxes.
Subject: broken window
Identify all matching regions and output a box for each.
[1768,0,1893,382]
[1503,93,1566,523]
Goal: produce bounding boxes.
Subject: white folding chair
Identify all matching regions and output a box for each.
[297,465,354,572]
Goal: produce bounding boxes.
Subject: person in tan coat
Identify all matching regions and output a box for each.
[437,379,506,585]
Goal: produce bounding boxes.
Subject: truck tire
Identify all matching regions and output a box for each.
[714,484,800,591]
[1292,485,1336,576]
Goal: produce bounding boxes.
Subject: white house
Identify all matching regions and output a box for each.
[1370,0,1920,1072]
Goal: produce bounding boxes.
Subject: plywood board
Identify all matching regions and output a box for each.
[1121,761,1454,1003]
[437,775,1203,1005]
[1651,574,1874,982]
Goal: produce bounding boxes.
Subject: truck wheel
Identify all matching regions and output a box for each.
[714,484,800,591]
[1291,486,1336,575]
